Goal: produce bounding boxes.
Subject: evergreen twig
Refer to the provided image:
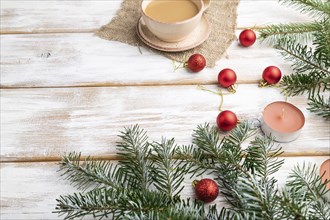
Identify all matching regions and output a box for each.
[259,0,330,119]
[58,152,125,191]
[279,0,330,18]
[150,138,189,198]
[307,95,330,118]
[56,123,330,219]
[116,125,153,191]
[259,22,318,43]
[279,163,330,219]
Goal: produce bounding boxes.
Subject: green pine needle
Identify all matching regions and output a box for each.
[260,0,330,118]
[56,123,330,219]
[150,138,189,198]
[279,163,330,219]
[259,22,318,43]
[58,152,127,191]
[116,125,154,191]
[279,0,330,18]
[307,95,330,118]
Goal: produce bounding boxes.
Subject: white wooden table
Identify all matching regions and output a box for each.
[1,1,329,219]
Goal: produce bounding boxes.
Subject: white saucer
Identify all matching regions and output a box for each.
[136,16,211,52]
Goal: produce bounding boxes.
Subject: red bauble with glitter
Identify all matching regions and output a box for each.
[262,66,282,84]
[218,68,237,88]
[239,29,256,47]
[194,178,219,203]
[185,53,206,72]
[216,110,238,131]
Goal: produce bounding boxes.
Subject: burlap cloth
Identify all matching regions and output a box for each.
[96,0,239,67]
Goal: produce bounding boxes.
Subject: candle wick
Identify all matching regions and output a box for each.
[281,108,285,119]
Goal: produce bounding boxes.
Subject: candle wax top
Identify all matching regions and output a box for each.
[263,101,305,133]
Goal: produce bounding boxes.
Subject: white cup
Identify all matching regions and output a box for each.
[141,0,210,42]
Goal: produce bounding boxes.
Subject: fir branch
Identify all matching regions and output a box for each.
[150,138,189,198]
[131,199,207,220]
[218,207,250,220]
[226,120,257,146]
[313,18,330,68]
[279,0,330,18]
[234,174,280,220]
[275,40,329,75]
[259,1,330,118]
[279,163,330,219]
[116,125,153,191]
[177,121,255,177]
[307,94,330,118]
[55,188,126,220]
[192,122,222,157]
[280,72,330,97]
[56,124,330,219]
[175,144,217,176]
[221,136,283,219]
[55,188,175,220]
[276,38,330,97]
[259,22,318,43]
[244,136,284,180]
[58,152,127,191]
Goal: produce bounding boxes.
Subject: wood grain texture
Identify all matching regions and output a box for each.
[0,0,311,34]
[0,32,295,88]
[1,85,329,162]
[0,0,120,34]
[0,0,312,88]
[0,1,328,219]
[1,156,329,219]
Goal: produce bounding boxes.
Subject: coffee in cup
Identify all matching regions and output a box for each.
[141,0,210,42]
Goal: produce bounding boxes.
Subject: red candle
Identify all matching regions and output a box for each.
[320,159,330,190]
[261,101,305,142]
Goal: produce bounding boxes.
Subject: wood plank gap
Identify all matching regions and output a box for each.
[0,80,259,89]
[2,152,329,163]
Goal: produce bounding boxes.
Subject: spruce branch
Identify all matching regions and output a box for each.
[313,18,330,68]
[133,199,207,220]
[307,95,330,118]
[259,0,330,118]
[234,174,280,220]
[116,125,153,191]
[56,124,330,219]
[280,72,329,97]
[279,0,330,18]
[55,188,126,220]
[58,152,126,191]
[275,40,329,75]
[259,22,318,43]
[150,138,189,198]
[276,39,330,98]
[55,188,175,220]
[279,163,330,219]
[244,136,284,180]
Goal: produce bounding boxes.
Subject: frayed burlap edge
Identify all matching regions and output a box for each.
[96,0,239,67]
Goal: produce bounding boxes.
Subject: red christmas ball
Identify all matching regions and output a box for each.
[186,53,206,72]
[239,29,256,47]
[216,110,237,131]
[194,178,219,203]
[262,66,282,84]
[218,68,237,88]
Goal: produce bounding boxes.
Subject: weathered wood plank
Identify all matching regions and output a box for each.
[0,0,120,34]
[0,32,293,88]
[237,0,311,28]
[1,156,329,219]
[0,0,311,34]
[1,85,329,162]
